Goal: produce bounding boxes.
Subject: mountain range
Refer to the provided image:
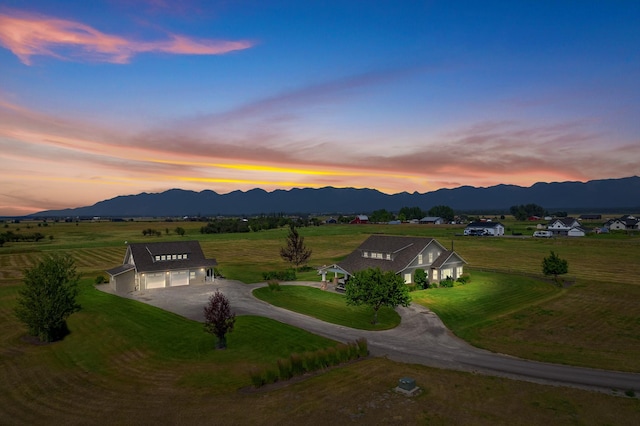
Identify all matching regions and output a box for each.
[31,176,640,218]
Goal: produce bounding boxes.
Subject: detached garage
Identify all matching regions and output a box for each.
[107,240,218,293]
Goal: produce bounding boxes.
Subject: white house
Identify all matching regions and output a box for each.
[548,217,584,236]
[464,221,505,236]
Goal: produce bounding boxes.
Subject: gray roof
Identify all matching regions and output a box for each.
[337,235,441,275]
[466,221,504,228]
[126,240,217,273]
[106,263,135,276]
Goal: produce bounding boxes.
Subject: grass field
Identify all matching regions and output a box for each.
[1,218,640,424]
[253,285,401,330]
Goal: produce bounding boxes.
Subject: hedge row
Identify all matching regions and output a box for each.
[249,338,369,388]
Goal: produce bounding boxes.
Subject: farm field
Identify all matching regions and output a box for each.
[1,219,640,424]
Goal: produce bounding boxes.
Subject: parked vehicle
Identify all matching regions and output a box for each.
[533,230,553,238]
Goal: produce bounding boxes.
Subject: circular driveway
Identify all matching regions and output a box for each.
[104,279,640,395]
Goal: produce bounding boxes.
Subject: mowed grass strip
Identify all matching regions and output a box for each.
[253,285,401,330]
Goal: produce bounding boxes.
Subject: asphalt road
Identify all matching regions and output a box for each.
[101,280,640,395]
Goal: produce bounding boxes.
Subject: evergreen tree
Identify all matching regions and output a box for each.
[280,224,312,270]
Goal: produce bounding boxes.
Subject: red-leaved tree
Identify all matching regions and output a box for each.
[203,290,236,349]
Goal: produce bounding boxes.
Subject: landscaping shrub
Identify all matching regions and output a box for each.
[248,339,370,387]
[303,351,319,372]
[439,277,455,288]
[277,358,293,380]
[262,269,297,281]
[356,338,369,357]
[456,273,471,284]
[94,275,107,284]
[267,280,281,291]
[290,353,305,376]
[250,368,266,388]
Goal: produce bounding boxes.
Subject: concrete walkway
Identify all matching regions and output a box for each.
[100,279,640,395]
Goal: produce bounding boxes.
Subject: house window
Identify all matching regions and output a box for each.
[428,252,433,263]
[183,254,188,259]
[161,255,166,261]
[456,267,463,277]
[155,255,160,261]
[418,254,423,264]
[190,271,196,279]
[386,254,391,260]
[172,254,177,260]
[363,251,368,258]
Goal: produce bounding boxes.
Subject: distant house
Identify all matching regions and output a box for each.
[324,217,338,224]
[106,240,217,293]
[579,214,602,220]
[350,215,369,224]
[419,216,444,224]
[548,217,585,236]
[567,227,586,237]
[318,235,467,285]
[604,215,639,231]
[464,221,505,236]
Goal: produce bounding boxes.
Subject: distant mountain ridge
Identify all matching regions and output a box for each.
[31,176,640,217]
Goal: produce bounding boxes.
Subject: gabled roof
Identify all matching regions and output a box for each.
[337,235,443,275]
[549,217,579,227]
[127,240,217,273]
[466,221,504,228]
[431,250,467,268]
[419,216,442,222]
[106,263,135,277]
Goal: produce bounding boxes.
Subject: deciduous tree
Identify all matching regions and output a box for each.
[280,224,312,270]
[203,290,236,349]
[542,250,568,284]
[345,267,411,324]
[14,253,81,342]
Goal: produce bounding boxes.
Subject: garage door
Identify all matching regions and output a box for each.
[146,273,166,289]
[170,270,189,287]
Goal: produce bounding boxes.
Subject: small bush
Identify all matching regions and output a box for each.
[262,269,297,281]
[303,351,319,372]
[356,338,369,357]
[625,389,635,398]
[277,358,293,380]
[456,273,471,284]
[336,343,350,362]
[267,280,281,291]
[264,368,279,385]
[430,281,438,289]
[440,277,454,288]
[290,353,305,376]
[94,275,107,284]
[406,284,418,292]
[249,368,266,388]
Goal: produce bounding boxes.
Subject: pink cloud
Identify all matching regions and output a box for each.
[0,10,254,65]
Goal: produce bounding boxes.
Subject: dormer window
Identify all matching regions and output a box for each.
[363,251,368,258]
[386,254,391,260]
[155,255,160,261]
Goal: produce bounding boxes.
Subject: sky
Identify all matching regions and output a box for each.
[0,1,639,216]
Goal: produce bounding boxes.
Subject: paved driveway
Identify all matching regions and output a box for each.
[101,280,640,395]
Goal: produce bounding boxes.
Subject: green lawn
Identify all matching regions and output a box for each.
[411,271,562,337]
[253,285,401,330]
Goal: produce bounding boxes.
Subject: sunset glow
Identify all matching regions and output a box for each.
[0,1,638,216]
